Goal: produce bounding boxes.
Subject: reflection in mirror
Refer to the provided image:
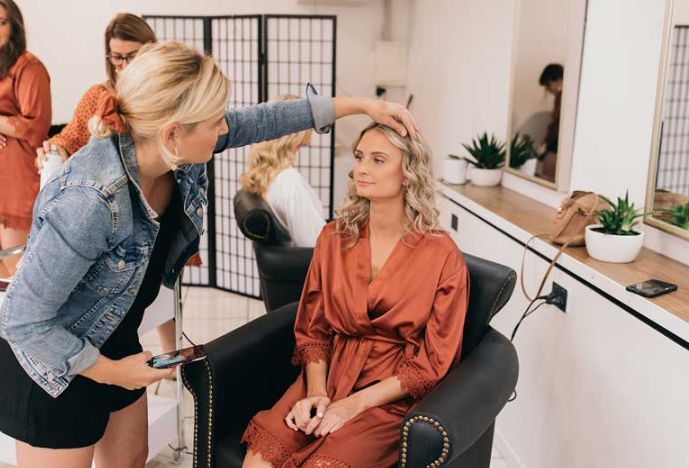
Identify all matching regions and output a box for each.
[647,0,689,238]
[507,0,587,189]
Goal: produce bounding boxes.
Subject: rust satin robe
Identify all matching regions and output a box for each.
[242,221,469,467]
[0,51,51,230]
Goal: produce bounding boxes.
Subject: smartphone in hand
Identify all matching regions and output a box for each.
[148,345,207,369]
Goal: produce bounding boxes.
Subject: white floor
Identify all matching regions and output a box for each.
[1,286,506,467]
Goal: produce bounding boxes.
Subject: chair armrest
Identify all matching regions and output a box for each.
[400,328,519,467]
[181,303,299,467]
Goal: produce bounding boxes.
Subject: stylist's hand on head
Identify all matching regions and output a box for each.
[81,351,174,390]
[333,97,419,139]
[35,141,68,172]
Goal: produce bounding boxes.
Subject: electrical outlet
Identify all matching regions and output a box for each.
[451,214,458,231]
[551,282,568,313]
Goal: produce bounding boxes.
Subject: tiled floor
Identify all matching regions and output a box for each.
[0,286,506,467]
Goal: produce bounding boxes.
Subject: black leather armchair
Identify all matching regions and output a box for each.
[182,254,519,468]
[233,189,314,312]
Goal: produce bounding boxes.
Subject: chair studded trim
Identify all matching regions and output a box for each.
[488,271,517,320]
[181,360,215,468]
[399,415,450,468]
[242,211,271,240]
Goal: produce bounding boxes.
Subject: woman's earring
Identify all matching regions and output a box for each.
[174,145,179,157]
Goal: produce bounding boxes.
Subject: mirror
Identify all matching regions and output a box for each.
[646,0,689,240]
[506,0,588,190]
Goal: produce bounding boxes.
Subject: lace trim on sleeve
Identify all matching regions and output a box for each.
[291,341,330,367]
[397,359,436,400]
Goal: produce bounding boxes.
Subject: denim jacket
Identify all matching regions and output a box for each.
[0,84,334,397]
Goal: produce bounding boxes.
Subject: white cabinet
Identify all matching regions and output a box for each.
[438,192,689,468]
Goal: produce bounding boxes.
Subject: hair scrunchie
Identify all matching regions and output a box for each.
[95,93,128,133]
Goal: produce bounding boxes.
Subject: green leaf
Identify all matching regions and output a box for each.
[596,190,647,235]
[461,132,506,169]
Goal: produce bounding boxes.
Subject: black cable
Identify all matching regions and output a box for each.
[508,292,560,403]
[510,299,546,342]
[182,331,197,347]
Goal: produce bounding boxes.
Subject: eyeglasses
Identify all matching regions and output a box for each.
[106,52,139,66]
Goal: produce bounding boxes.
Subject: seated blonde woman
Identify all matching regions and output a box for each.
[241,95,325,247]
[241,123,470,467]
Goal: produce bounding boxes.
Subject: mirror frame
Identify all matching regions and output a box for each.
[645,0,689,241]
[506,0,588,191]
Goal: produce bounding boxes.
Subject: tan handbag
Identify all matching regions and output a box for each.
[520,191,608,301]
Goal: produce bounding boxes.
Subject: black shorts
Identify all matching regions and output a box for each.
[0,189,178,448]
[0,336,145,449]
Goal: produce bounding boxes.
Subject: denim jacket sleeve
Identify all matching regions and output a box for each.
[214,83,335,153]
[0,186,113,377]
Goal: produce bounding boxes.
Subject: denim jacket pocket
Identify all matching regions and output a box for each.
[83,245,145,297]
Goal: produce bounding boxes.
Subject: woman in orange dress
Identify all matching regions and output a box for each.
[36,13,156,161]
[241,123,470,467]
[0,0,51,278]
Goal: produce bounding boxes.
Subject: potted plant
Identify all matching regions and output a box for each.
[585,191,647,263]
[509,133,538,176]
[461,133,506,187]
[441,153,468,185]
[662,201,689,230]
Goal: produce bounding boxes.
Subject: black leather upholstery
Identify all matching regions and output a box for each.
[183,253,518,467]
[233,189,315,311]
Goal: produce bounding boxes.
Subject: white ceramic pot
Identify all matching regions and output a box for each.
[470,168,503,187]
[442,158,468,185]
[518,158,537,176]
[585,224,645,263]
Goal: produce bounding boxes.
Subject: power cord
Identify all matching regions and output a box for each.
[510,287,567,341]
[182,331,197,347]
[508,289,566,403]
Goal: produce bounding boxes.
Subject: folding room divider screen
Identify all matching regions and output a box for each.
[144,15,336,298]
[658,25,689,197]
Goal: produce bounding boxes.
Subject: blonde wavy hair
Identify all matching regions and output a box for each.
[240,95,312,197]
[335,123,440,246]
[89,41,231,167]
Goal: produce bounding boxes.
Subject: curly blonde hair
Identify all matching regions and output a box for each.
[335,123,440,246]
[240,95,313,197]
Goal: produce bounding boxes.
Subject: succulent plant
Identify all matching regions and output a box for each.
[461,133,506,170]
[509,133,537,169]
[663,201,689,230]
[596,191,647,236]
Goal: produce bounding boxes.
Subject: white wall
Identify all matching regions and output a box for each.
[405,0,515,170]
[438,193,689,468]
[570,0,666,206]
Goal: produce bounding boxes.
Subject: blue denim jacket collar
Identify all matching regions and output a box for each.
[116,133,203,236]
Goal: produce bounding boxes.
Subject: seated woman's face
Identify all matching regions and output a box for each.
[353,129,406,201]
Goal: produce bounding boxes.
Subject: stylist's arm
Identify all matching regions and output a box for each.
[215,85,418,152]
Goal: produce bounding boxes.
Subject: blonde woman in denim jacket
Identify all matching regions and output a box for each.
[0,41,417,468]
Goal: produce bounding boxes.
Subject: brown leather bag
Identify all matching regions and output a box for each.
[550,191,607,246]
[521,191,607,301]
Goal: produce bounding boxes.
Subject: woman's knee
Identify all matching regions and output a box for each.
[243,449,274,468]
